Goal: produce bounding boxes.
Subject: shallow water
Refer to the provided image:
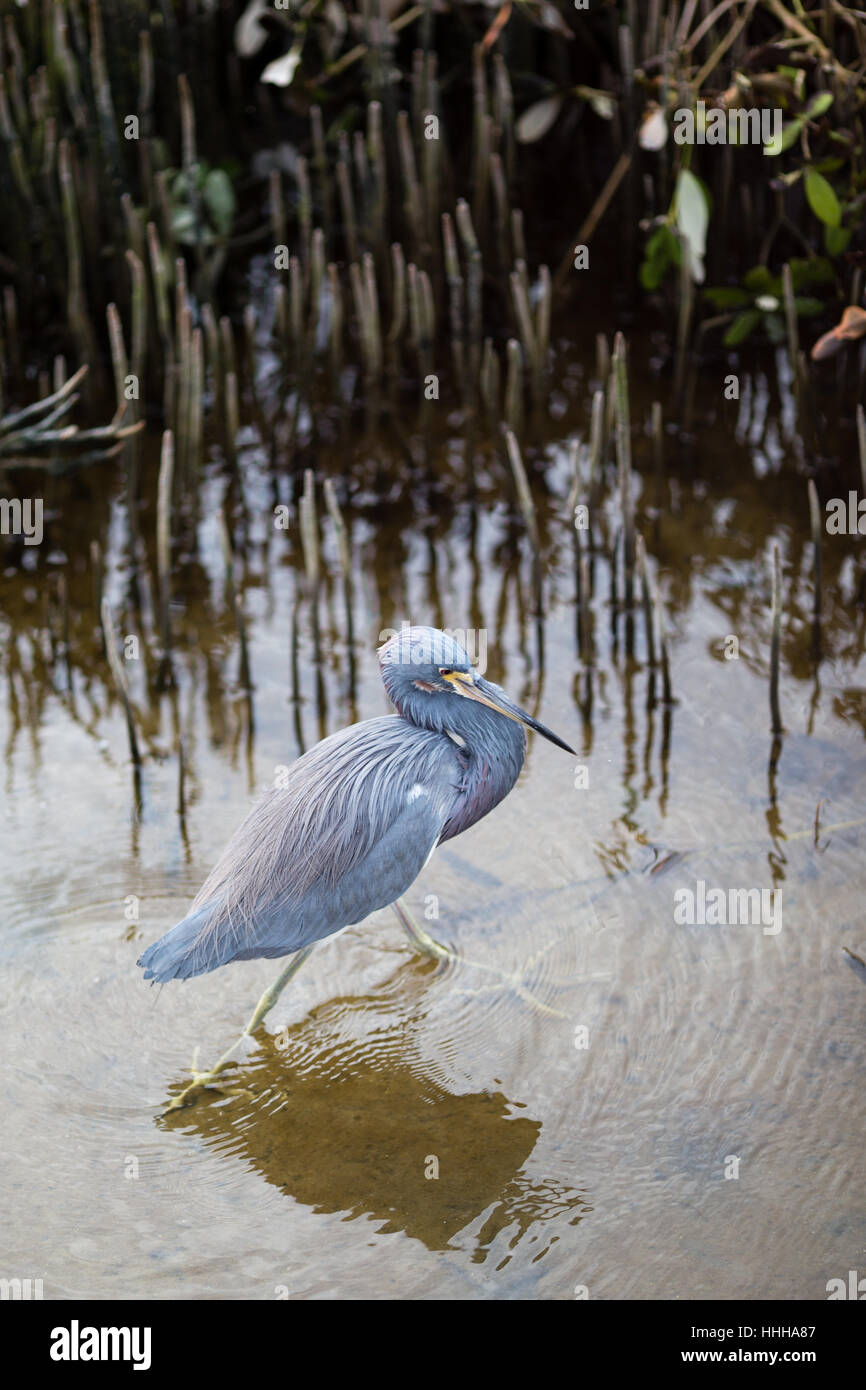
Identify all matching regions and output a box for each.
[2,312,865,1299]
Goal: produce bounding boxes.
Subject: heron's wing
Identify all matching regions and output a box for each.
[233,788,446,960]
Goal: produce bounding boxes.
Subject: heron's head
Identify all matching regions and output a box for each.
[377,626,574,753]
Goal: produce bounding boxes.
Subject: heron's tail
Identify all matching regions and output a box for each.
[138,902,229,982]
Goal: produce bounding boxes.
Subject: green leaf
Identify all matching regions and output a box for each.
[588,92,615,120]
[203,168,235,238]
[674,168,709,284]
[639,224,680,290]
[724,309,761,346]
[804,167,841,227]
[574,85,614,120]
[788,256,834,289]
[764,116,802,156]
[792,297,825,317]
[704,286,750,309]
[804,92,833,122]
[170,206,197,241]
[743,266,778,295]
[824,224,852,255]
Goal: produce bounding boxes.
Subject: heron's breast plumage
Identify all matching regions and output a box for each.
[438,708,526,842]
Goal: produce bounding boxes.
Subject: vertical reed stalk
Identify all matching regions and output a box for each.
[125,250,147,409]
[146,222,172,354]
[219,508,252,692]
[504,339,523,437]
[101,596,141,767]
[105,302,128,418]
[504,428,542,614]
[58,139,93,359]
[651,399,664,507]
[456,199,482,378]
[588,388,604,512]
[323,477,355,679]
[299,468,321,597]
[782,262,801,390]
[769,543,783,736]
[397,110,424,259]
[310,105,333,231]
[387,242,406,348]
[224,371,239,471]
[367,100,387,260]
[156,429,174,654]
[613,333,634,611]
[595,333,610,386]
[636,534,656,668]
[807,478,821,622]
[328,264,343,380]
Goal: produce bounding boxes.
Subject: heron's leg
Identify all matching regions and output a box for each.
[393,898,454,961]
[392,899,595,1021]
[165,946,314,1111]
[241,946,315,1036]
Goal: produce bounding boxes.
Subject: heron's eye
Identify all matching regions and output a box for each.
[439,668,453,678]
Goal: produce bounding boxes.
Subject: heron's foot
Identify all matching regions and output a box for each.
[412,932,458,963]
[161,1036,253,1112]
[392,898,458,963]
[161,952,315,1114]
[164,1068,258,1112]
[188,1063,234,1086]
[163,1066,234,1112]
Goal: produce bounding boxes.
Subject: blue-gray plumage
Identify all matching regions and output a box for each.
[140,627,574,1104]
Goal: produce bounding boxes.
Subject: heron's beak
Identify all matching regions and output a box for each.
[444,672,576,754]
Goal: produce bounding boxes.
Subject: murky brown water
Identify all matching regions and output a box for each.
[2,304,865,1299]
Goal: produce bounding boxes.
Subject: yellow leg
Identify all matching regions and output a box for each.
[393,897,454,960]
[164,946,314,1112]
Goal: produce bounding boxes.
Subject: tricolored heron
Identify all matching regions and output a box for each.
[139,626,574,1107]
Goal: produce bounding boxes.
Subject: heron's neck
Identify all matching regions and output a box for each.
[437,704,527,841]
